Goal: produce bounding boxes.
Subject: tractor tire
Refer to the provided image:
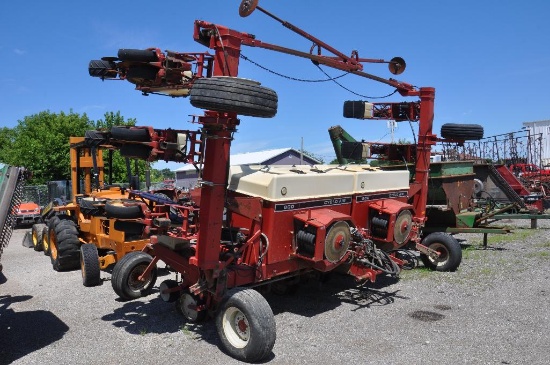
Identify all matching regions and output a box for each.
[80,243,101,287]
[118,49,158,62]
[111,126,151,142]
[216,288,276,362]
[45,215,71,256]
[32,223,46,251]
[111,251,157,300]
[440,123,484,140]
[50,220,81,271]
[420,232,462,272]
[126,66,158,85]
[190,77,278,118]
[105,200,143,219]
[119,144,152,159]
[41,225,50,256]
[88,59,117,78]
[79,197,106,217]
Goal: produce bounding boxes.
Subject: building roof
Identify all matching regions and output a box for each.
[174,147,318,172]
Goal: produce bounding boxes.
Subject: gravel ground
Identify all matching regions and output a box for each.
[1,219,549,365]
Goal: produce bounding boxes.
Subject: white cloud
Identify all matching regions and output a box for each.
[13,48,26,55]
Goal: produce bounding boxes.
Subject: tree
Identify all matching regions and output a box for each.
[0,110,92,184]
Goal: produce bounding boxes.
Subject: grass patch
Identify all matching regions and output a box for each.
[465,228,537,247]
[534,241,550,248]
[526,251,550,259]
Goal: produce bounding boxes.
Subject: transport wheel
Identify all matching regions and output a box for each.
[50,220,81,271]
[80,243,101,287]
[420,232,462,272]
[177,289,206,322]
[216,288,276,362]
[111,251,157,300]
[440,123,484,140]
[31,223,46,251]
[190,77,278,118]
[105,200,143,219]
[111,126,151,142]
[79,197,106,216]
[117,48,158,62]
[159,280,180,303]
[88,59,117,78]
[41,226,50,255]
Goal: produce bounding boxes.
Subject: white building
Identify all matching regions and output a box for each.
[522,120,550,166]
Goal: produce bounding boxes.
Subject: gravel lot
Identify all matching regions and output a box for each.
[1,220,550,365]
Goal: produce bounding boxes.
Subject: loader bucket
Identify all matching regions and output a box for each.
[22,232,33,248]
[0,164,30,273]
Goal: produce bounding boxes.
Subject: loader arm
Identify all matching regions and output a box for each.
[0,164,30,273]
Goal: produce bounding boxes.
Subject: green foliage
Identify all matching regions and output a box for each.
[0,110,167,186]
[1,110,92,183]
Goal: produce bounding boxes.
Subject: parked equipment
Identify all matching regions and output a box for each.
[0,164,30,274]
[88,1,466,361]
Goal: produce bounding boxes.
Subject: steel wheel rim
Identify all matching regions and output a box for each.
[222,306,250,348]
[32,230,39,247]
[128,265,151,291]
[181,293,199,321]
[49,232,58,259]
[428,243,449,266]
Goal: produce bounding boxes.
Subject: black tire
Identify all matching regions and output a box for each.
[32,223,46,251]
[117,49,158,62]
[190,77,278,118]
[111,126,151,142]
[81,243,101,287]
[50,220,81,271]
[119,144,152,159]
[111,251,157,300]
[216,288,276,362]
[126,66,158,85]
[44,215,71,256]
[105,200,143,219]
[440,123,484,140]
[79,197,106,217]
[84,130,110,147]
[159,279,180,303]
[420,232,462,272]
[88,59,117,78]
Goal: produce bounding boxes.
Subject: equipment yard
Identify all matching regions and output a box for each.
[2,221,549,365]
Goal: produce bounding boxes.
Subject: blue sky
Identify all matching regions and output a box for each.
[1,1,549,171]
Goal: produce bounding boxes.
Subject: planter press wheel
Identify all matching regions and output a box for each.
[159,279,180,303]
[31,223,46,251]
[111,251,157,300]
[176,289,207,323]
[324,221,351,263]
[420,232,462,272]
[80,243,101,287]
[216,288,276,362]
